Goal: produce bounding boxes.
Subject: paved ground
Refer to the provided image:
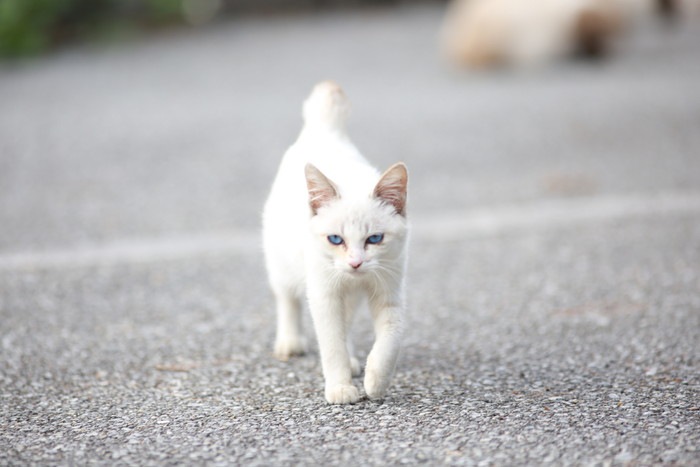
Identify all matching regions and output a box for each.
[1,4,699,465]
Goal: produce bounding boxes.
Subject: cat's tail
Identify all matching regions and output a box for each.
[302,81,349,132]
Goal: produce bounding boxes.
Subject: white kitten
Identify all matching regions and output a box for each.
[262,81,409,404]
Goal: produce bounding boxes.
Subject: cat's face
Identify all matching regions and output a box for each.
[310,200,407,276]
[306,163,408,277]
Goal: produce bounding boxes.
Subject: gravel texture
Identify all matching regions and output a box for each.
[1,4,699,466]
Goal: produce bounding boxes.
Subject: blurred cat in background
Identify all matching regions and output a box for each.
[441,0,700,68]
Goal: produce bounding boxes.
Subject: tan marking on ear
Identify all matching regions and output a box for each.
[305,163,339,215]
[374,162,408,216]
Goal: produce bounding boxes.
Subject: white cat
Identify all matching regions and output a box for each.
[262,81,409,404]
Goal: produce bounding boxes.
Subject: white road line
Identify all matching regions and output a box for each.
[412,191,700,242]
[0,232,260,271]
[0,191,698,271]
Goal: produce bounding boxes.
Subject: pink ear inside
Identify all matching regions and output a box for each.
[374,163,408,216]
[305,163,339,214]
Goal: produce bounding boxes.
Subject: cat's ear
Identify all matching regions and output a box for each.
[305,163,339,215]
[374,162,408,216]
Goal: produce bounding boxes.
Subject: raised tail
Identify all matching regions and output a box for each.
[302,80,349,131]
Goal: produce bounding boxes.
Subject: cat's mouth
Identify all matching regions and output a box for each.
[343,266,367,276]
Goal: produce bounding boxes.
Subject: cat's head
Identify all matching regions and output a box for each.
[305,163,408,276]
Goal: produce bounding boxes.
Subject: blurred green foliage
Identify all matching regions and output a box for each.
[0,0,183,58]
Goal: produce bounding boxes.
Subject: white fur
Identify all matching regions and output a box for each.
[262,81,409,404]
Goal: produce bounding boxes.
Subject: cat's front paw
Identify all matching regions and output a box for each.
[364,369,390,400]
[325,384,360,404]
[273,337,306,362]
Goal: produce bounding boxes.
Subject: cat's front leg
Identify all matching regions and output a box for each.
[364,302,404,400]
[307,290,360,404]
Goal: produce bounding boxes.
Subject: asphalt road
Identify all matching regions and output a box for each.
[1,4,699,465]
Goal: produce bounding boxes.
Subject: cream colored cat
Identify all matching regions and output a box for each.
[262,81,409,404]
[440,0,656,68]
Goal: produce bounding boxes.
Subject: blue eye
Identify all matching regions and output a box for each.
[366,233,384,245]
[327,235,344,245]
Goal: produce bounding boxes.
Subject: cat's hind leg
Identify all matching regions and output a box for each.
[345,292,363,377]
[273,289,306,361]
[347,339,361,377]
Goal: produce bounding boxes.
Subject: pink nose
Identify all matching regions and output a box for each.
[349,259,363,269]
